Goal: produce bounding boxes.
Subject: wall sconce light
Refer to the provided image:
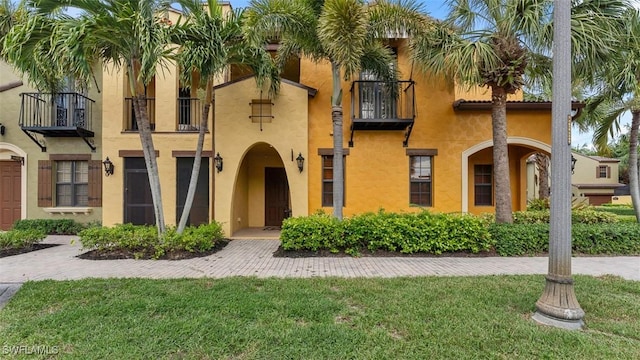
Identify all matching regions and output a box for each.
[103,157,114,176]
[296,153,304,173]
[571,155,577,174]
[214,152,223,173]
[0,123,5,135]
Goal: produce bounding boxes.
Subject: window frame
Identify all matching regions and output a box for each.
[55,160,89,207]
[409,155,433,207]
[474,164,493,206]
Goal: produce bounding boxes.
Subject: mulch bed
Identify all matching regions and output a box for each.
[76,239,230,260]
[0,244,60,258]
[273,246,500,258]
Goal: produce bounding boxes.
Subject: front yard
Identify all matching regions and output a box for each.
[0,276,638,359]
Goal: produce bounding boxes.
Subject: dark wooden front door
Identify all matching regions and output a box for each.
[0,161,21,230]
[124,157,155,225]
[265,167,289,227]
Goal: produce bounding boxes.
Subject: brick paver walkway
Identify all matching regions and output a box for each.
[1,235,638,282]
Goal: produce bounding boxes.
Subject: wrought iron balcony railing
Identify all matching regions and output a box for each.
[349,80,415,147]
[177,97,204,131]
[124,97,156,131]
[19,92,95,151]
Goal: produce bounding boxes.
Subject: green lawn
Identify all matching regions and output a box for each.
[0,276,638,359]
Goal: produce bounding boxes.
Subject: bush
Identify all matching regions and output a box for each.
[281,210,494,255]
[12,219,90,235]
[0,229,47,250]
[595,205,636,216]
[490,222,640,256]
[78,222,225,259]
[512,209,618,225]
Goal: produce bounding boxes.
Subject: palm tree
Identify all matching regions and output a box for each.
[5,0,176,235]
[410,0,627,223]
[173,0,278,233]
[245,0,428,220]
[584,7,640,221]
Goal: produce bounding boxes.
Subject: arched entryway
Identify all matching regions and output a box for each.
[0,143,27,230]
[461,137,551,214]
[229,142,291,236]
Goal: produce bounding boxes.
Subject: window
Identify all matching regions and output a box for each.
[359,48,397,119]
[409,156,432,206]
[474,165,493,206]
[38,157,102,208]
[597,165,610,178]
[56,161,88,206]
[322,155,345,207]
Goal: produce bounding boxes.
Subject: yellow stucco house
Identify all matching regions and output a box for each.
[99,6,582,237]
[0,60,103,230]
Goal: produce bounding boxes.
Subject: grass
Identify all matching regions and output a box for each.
[0,276,639,359]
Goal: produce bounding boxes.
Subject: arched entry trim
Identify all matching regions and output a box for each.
[461,137,551,212]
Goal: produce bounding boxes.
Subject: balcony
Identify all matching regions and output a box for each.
[19,92,95,151]
[177,97,204,132]
[349,80,415,147]
[124,97,156,131]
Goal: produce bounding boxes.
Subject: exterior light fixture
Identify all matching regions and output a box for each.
[296,153,304,173]
[571,155,577,174]
[214,152,223,173]
[0,123,5,135]
[103,157,114,176]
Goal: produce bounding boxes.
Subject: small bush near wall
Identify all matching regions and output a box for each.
[490,223,640,256]
[77,222,225,259]
[0,229,47,251]
[12,219,92,235]
[509,209,618,224]
[595,205,636,217]
[281,211,494,255]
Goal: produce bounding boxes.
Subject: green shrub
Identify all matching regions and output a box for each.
[512,209,617,225]
[527,198,550,211]
[595,205,636,216]
[490,222,640,256]
[12,219,89,235]
[0,229,47,250]
[281,212,343,252]
[281,210,493,255]
[78,222,225,259]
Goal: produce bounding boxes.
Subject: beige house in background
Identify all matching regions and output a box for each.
[0,60,103,230]
[527,151,624,206]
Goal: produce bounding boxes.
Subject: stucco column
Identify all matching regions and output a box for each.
[533,0,584,330]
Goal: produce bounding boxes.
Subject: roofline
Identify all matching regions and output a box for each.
[213,75,317,97]
[0,81,23,93]
[453,100,585,112]
[573,183,625,189]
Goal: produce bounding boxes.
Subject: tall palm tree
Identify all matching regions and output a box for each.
[173,0,278,233]
[245,0,428,220]
[584,7,640,221]
[5,0,176,235]
[410,0,627,223]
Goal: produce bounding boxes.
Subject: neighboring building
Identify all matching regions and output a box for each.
[526,152,624,206]
[571,153,624,205]
[100,6,571,237]
[0,60,103,230]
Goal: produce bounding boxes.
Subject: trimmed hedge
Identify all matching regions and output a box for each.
[12,219,92,235]
[77,222,225,259]
[595,206,636,216]
[490,223,640,256]
[281,211,494,255]
[0,229,47,250]
[511,209,618,224]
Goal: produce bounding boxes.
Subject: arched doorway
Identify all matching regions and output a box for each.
[229,142,291,236]
[461,137,551,214]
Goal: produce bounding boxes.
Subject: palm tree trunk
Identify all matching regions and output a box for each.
[628,110,640,221]
[536,153,550,199]
[491,86,513,223]
[331,61,344,220]
[177,102,209,234]
[133,96,166,235]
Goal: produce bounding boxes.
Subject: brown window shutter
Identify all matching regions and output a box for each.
[88,160,102,207]
[595,166,600,178]
[38,160,53,207]
[607,166,611,179]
